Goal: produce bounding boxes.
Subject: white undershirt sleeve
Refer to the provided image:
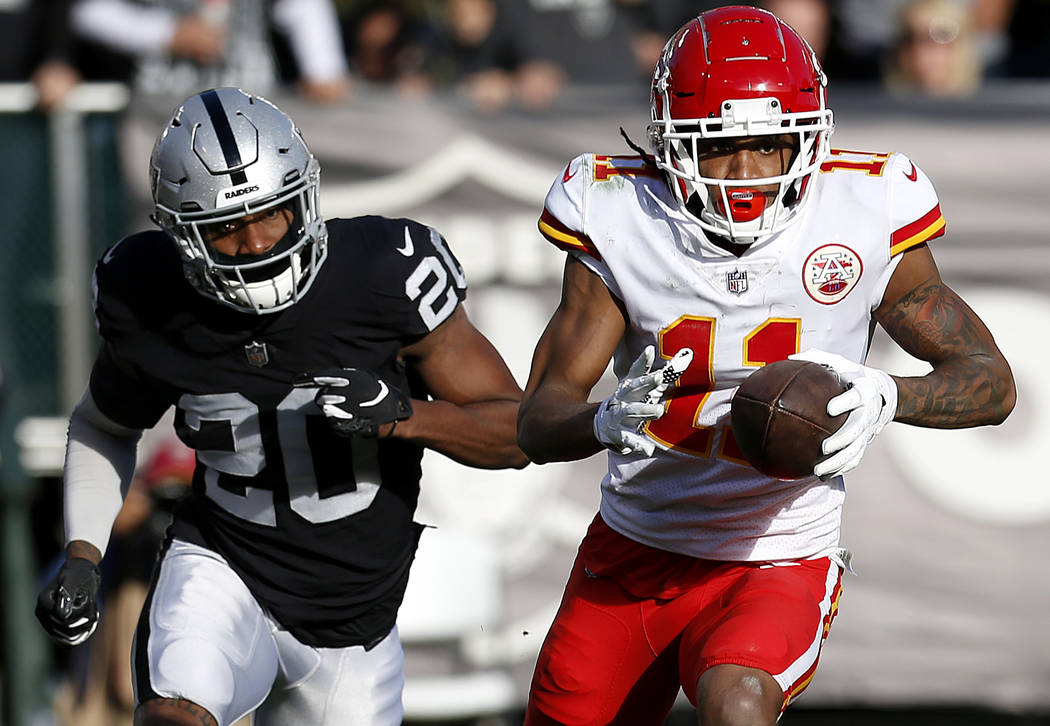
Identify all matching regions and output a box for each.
[63,389,143,557]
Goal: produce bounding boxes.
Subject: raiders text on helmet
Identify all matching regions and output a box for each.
[150,87,327,313]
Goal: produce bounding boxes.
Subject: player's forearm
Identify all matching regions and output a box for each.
[877,269,1015,430]
[398,398,529,469]
[517,393,604,464]
[892,353,1015,428]
[63,392,142,556]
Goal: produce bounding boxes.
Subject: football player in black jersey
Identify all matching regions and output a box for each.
[34,87,529,726]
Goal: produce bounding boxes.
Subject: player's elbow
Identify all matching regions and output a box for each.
[516,419,574,465]
[465,444,530,470]
[507,449,531,469]
[990,371,1016,426]
[515,409,550,464]
[516,428,547,465]
[986,355,1016,426]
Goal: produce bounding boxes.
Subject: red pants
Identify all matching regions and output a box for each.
[524,515,843,726]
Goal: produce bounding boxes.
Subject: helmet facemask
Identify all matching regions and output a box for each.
[650,99,832,244]
[157,168,327,314]
[646,7,835,246]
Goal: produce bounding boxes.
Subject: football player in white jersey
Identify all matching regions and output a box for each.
[517,6,1014,726]
[33,87,528,726]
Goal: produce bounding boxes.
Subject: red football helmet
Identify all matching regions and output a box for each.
[648,6,834,243]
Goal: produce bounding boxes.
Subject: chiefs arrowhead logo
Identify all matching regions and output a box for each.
[803,244,863,304]
[904,161,918,182]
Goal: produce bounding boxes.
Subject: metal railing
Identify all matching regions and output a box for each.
[0,82,129,411]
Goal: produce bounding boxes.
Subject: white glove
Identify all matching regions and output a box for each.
[593,346,693,456]
[789,350,898,479]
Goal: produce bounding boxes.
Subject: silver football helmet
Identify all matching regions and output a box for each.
[150,87,327,314]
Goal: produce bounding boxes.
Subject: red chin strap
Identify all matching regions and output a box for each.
[716,187,768,222]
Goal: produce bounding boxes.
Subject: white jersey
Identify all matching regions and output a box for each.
[539,149,946,561]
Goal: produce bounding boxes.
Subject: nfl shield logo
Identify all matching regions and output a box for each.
[726,269,748,295]
[244,340,269,367]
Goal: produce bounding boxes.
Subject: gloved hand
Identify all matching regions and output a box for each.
[293,368,412,438]
[789,350,898,479]
[35,557,102,646]
[594,346,693,456]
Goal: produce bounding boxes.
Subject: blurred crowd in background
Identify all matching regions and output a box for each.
[1,0,1049,114]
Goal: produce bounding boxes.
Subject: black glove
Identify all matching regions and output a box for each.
[293,368,412,438]
[35,557,102,646]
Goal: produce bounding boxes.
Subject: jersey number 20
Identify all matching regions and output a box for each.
[178,388,379,526]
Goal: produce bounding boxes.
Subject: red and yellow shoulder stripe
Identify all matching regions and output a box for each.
[538,208,601,260]
[890,205,946,256]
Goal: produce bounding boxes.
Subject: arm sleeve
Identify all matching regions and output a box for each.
[63,389,142,557]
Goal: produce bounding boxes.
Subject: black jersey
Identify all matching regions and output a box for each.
[89,216,467,647]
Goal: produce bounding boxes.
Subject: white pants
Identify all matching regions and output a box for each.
[132,539,405,726]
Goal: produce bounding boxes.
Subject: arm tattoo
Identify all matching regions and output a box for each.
[878,281,1013,428]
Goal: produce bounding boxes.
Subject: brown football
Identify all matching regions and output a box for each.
[730,359,849,480]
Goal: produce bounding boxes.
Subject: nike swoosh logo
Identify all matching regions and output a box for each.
[397,227,414,256]
[562,163,576,183]
[904,161,918,182]
[360,381,389,407]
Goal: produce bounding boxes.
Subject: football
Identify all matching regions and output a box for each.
[730,359,849,480]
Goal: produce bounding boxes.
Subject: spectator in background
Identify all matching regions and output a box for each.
[70,0,351,102]
[406,0,565,114]
[884,0,981,97]
[974,0,1050,79]
[337,0,432,95]
[822,0,910,81]
[0,0,83,110]
[421,0,688,115]
[621,1,732,83]
[761,0,830,60]
[509,0,647,87]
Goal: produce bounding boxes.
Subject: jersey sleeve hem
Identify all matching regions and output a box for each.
[538,208,602,260]
[889,204,946,256]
